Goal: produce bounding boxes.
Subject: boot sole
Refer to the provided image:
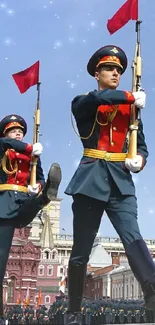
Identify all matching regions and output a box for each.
[46,163,62,200]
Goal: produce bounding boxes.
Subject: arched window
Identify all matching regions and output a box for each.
[7,276,16,303]
[34,295,38,303]
[45,295,50,304]
[41,253,44,260]
[47,265,53,276]
[45,251,49,259]
[51,249,58,260]
[60,267,63,274]
[38,265,44,276]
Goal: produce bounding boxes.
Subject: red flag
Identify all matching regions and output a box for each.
[107,0,138,34]
[12,61,39,93]
[16,290,21,305]
[24,286,30,306]
[37,289,42,307]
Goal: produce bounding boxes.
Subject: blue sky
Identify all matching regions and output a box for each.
[0,0,155,238]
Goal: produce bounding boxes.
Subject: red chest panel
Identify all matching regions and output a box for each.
[97,104,130,152]
[6,150,31,186]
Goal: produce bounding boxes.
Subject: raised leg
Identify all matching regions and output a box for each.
[15,163,62,228]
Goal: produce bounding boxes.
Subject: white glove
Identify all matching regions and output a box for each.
[125,155,143,172]
[132,91,146,109]
[28,184,40,195]
[32,142,43,156]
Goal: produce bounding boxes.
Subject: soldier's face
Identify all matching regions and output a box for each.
[95,65,121,90]
[5,128,24,141]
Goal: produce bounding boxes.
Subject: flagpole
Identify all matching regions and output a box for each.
[35,82,41,143]
[127,19,142,158]
[30,82,41,186]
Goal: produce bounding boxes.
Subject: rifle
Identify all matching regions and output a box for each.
[128,20,142,158]
[30,82,41,186]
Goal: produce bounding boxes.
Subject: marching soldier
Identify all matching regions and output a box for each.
[24,304,30,323]
[111,300,116,324]
[28,306,34,324]
[36,304,46,324]
[104,300,111,324]
[64,45,155,325]
[118,301,125,324]
[85,301,92,325]
[16,305,23,324]
[139,300,146,323]
[0,114,62,324]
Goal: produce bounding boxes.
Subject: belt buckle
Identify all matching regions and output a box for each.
[13,185,18,191]
[105,152,111,161]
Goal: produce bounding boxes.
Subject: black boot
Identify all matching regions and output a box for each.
[125,239,155,311]
[142,283,155,310]
[64,312,82,325]
[64,263,86,325]
[42,163,62,202]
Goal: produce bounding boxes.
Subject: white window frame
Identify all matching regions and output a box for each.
[51,249,58,260]
[47,265,53,276]
[38,265,44,276]
[43,249,51,260]
[45,295,50,304]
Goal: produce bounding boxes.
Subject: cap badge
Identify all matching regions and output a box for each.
[110,47,119,54]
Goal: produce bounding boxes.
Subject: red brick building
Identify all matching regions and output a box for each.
[4,212,67,307]
[83,244,120,300]
[35,214,66,307]
[84,265,115,299]
[4,226,40,305]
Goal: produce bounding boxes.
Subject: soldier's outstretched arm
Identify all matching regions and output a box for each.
[136,119,148,171]
[72,89,135,120]
[0,137,32,155]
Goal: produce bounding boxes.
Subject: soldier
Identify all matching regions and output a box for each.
[36,304,46,324]
[49,301,57,324]
[16,304,23,324]
[85,300,92,325]
[24,304,30,324]
[28,306,34,324]
[118,300,125,324]
[64,45,155,325]
[0,114,62,324]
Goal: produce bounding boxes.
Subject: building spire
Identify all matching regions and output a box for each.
[40,205,54,249]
